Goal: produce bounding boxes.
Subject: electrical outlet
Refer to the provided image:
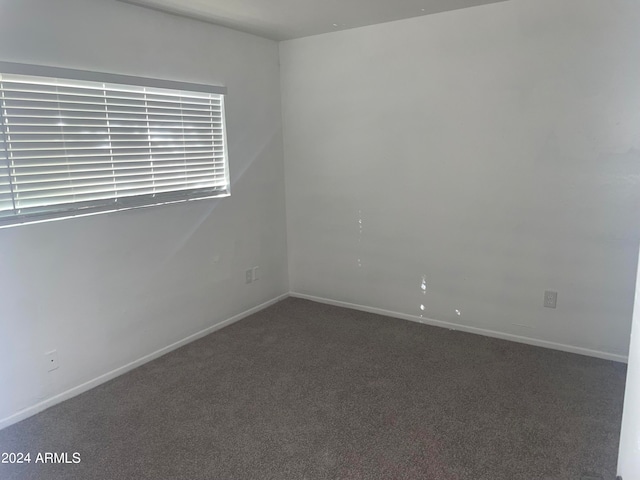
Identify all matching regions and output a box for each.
[45,350,59,372]
[245,269,253,284]
[252,266,259,282]
[544,290,558,309]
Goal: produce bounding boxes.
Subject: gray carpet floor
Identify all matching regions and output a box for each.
[0,298,627,480]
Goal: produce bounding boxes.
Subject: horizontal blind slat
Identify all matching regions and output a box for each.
[5,129,223,136]
[6,114,219,125]
[10,157,226,170]
[13,162,225,178]
[5,122,221,129]
[2,98,220,111]
[2,87,218,107]
[8,142,220,152]
[7,136,221,144]
[8,148,222,160]
[15,178,228,201]
[9,147,223,158]
[10,158,224,169]
[3,104,220,114]
[14,176,227,193]
[14,167,226,186]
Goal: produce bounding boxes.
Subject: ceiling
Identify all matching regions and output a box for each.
[118,0,507,41]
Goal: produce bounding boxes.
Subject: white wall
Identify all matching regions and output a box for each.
[280,0,640,360]
[0,0,288,424]
[618,247,640,478]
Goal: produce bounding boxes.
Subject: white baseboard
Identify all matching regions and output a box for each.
[0,293,290,431]
[290,292,628,364]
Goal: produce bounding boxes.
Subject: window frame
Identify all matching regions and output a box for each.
[0,61,230,227]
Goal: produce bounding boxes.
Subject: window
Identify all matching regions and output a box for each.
[0,62,229,226]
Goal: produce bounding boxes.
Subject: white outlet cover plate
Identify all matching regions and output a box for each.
[544,291,558,309]
[46,350,59,372]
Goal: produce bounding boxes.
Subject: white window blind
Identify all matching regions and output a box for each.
[0,62,229,226]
